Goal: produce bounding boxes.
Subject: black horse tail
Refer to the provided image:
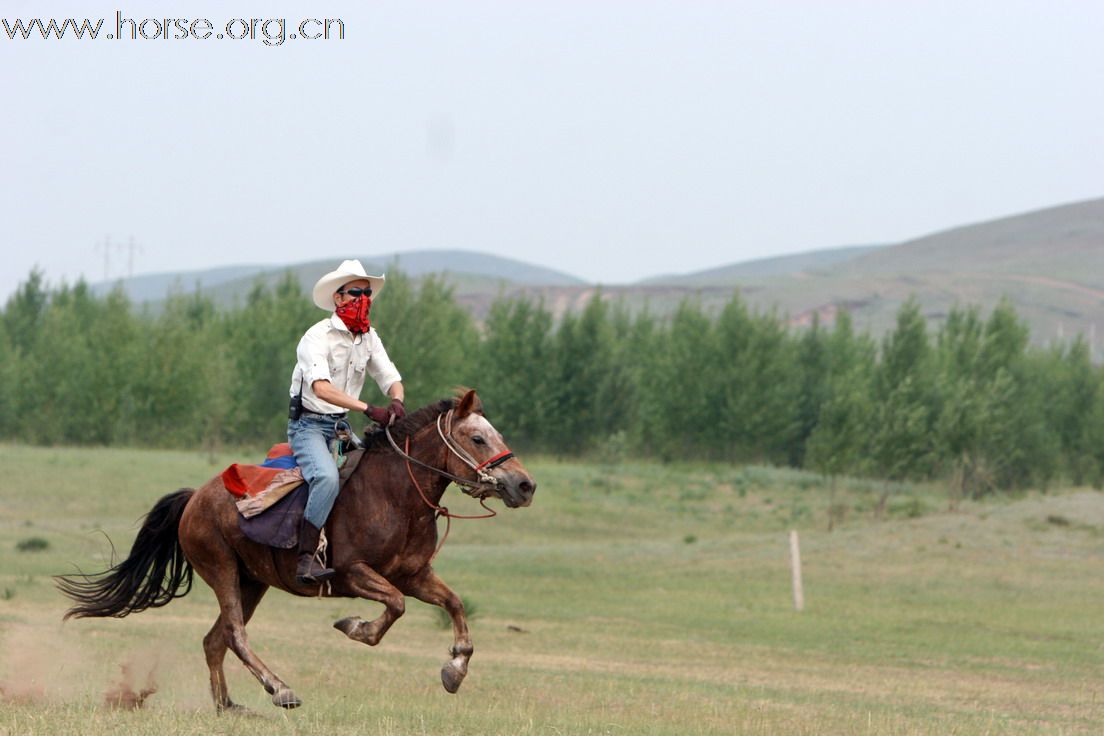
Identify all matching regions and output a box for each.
[57,488,195,620]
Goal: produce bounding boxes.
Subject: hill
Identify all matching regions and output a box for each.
[89,264,270,301]
[639,244,884,286]
[86,197,1104,350]
[577,198,1104,351]
[91,250,586,308]
[749,197,1104,345]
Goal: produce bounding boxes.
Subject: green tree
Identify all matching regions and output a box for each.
[127,290,228,447]
[475,297,554,448]
[790,313,829,466]
[806,311,876,484]
[543,292,619,454]
[2,268,48,356]
[976,302,1056,491]
[638,299,714,460]
[222,273,316,443]
[1048,338,1100,485]
[370,271,479,410]
[712,294,801,462]
[933,305,986,500]
[0,326,15,437]
[870,300,938,510]
[28,281,139,444]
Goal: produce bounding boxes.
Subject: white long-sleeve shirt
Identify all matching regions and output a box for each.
[289,314,402,415]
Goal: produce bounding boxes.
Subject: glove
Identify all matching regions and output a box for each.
[364,405,390,427]
[387,398,406,426]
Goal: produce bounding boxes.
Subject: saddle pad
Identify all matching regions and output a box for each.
[234,448,368,549]
[238,483,308,549]
[235,475,304,518]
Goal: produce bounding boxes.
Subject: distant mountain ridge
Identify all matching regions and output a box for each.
[85,197,1104,352]
[90,249,587,303]
[640,245,884,286]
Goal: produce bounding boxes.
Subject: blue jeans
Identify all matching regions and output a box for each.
[287,414,340,529]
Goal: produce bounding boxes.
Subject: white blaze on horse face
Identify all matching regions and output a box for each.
[465,414,505,451]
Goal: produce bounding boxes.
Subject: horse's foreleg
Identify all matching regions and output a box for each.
[333,561,406,646]
[203,579,268,713]
[401,567,472,694]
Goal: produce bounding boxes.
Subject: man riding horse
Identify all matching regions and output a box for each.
[289,259,406,585]
[58,263,538,707]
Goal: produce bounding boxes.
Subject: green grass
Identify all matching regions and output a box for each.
[1,443,1103,734]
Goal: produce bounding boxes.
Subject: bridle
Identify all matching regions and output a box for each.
[383,408,516,561]
[382,409,514,495]
[436,409,515,483]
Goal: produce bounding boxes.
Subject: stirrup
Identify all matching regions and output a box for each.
[296,555,335,585]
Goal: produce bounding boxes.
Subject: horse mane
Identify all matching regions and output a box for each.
[360,397,457,451]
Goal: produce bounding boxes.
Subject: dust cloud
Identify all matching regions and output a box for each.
[0,623,161,709]
[103,657,158,709]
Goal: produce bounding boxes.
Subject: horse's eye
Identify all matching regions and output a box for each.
[472,435,486,445]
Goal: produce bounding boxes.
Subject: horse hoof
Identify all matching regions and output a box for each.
[272,688,302,709]
[441,658,467,694]
[334,617,361,637]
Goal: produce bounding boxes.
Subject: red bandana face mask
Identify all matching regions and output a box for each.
[335,295,372,334]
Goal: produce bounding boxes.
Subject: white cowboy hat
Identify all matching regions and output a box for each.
[311,259,386,311]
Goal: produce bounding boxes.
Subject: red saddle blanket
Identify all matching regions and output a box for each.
[221,444,304,518]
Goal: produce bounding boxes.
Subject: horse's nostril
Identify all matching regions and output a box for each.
[519,480,535,495]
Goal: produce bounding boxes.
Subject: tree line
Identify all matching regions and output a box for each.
[2,268,1102,495]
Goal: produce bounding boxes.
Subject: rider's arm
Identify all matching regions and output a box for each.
[387,381,404,403]
[311,379,371,413]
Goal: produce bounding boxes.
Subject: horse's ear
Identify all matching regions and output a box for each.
[455,389,481,418]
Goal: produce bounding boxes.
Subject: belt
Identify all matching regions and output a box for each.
[301,411,348,420]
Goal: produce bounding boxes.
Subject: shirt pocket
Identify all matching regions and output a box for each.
[329,342,352,375]
[352,350,369,376]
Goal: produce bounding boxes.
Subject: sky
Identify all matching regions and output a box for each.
[2,1,1103,300]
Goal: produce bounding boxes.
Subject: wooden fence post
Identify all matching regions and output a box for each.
[789,530,804,612]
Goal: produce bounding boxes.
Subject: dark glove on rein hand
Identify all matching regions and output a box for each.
[365,405,390,426]
[387,398,406,426]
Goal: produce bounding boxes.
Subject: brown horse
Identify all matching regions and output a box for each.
[57,390,536,712]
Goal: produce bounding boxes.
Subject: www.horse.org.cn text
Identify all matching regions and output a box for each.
[2,12,345,46]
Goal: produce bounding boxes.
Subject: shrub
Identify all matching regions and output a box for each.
[16,536,49,552]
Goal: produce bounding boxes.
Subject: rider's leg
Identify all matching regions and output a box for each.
[288,416,339,584]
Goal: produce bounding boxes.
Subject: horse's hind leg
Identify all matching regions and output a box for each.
[401,567,473,694]
[193,559,300,710]
[203,579,268,713]
[333,561,406,646]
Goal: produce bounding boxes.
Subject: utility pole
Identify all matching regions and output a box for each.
[94,235,113,280]
[124,236,143,279]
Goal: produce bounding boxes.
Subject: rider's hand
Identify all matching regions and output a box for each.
[387,398,406,426]
[364,405,390,427]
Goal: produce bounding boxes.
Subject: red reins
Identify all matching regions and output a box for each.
[403,437,497,563]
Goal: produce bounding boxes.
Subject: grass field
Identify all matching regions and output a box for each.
[1,443,1103,735]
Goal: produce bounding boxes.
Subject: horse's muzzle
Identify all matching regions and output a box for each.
[498,472,536,508]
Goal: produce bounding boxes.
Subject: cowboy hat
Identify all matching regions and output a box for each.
[311,259,386,311]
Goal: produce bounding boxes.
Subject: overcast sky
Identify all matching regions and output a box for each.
[2,1,1102,300]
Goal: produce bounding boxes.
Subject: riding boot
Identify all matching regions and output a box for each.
[296,520,335,585]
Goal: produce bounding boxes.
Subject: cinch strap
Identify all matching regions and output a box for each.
[475,451,514,471]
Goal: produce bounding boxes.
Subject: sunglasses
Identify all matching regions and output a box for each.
[337,287,372,298]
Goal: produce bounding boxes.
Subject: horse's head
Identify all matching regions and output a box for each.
[445,389,536,508]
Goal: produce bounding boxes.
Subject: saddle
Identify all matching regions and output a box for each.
[229,444,367,549]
